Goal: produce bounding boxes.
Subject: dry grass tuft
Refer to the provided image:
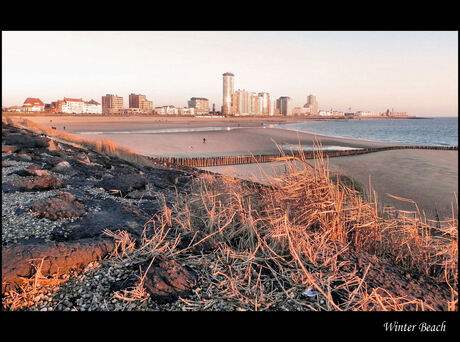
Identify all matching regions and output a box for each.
[5,116,153,167]
[99,141,457,311]
[154,141,458,311]
[2,257,69,310]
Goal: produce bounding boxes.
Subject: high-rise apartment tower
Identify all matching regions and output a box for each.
[188,97,209,115]
[222,72,234,115]
[305,95,318,116]
[129,93,153,112]
[102,94,123,114]
[258,92,271,115]
[276,96,293,116]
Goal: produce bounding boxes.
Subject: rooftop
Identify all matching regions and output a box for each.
[64,98,83,102]
[23,98,44,106]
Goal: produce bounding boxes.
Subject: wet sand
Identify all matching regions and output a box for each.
[202,150,458,221]
[33,117,398,157]
[24,116,458,220]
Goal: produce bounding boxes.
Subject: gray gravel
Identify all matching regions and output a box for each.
[2,152,305,312]
[2,153,211,311]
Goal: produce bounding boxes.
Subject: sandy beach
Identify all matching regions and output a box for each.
[28,115,398,157]
[201,150,458,221]
[22,115,458,221]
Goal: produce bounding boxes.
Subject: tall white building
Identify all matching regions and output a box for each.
[305,94,318,115]
[277,96,293,116]
[258,92,271,115]
[235,89,250,115]
[222,72,234,115]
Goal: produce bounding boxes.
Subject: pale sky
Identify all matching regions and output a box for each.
[2,31,458,116]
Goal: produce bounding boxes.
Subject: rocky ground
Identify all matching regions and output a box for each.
[1,123,455,311]
[1,123,208,310]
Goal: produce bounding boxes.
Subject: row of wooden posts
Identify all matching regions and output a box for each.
[146,145,458,168]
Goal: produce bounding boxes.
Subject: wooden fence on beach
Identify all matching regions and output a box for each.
[146,145,458,168]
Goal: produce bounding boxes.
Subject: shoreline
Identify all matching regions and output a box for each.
[19,116,403,157]
[14,115,459,221]
[14,114,456,149]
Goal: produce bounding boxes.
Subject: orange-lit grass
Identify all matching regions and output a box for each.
[159,141,458,311]
[1,256,89,311]
[4,115,153,167]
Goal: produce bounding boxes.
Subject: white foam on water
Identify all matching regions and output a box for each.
[280,144,364,152]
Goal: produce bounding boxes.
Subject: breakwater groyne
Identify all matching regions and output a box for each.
[145,145,458,168]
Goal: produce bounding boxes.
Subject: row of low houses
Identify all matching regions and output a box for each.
[51,98,102,114]
[154,106,196,115]
[300,110,408,117]
[4,97,102,114]
[4,95,202,115]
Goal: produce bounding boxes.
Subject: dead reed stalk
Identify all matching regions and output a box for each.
[161,142,458,311]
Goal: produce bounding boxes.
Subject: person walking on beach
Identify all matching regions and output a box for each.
[203,138,206,144]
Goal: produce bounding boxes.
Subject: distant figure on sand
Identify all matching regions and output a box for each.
[63,126,66,130]
[203,138,206,144]
[188,146,194,151]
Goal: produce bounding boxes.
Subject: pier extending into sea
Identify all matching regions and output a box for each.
[146,145,458,168]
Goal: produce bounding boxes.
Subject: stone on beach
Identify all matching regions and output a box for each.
[98,174,147,197]
[25,165,50,177]
[47,139,61,152]
[7,173,62,192]
[142,256,198,303]
[75,152,91,165]
[1,238,116,293]
[2,145,19,154]
[31,192,86,220]
[52,160,72,172]
[2,133,49,149]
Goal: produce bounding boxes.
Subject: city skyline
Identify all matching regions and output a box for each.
[2,31,458,117]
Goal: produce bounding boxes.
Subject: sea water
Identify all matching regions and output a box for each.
[274,117,458,147]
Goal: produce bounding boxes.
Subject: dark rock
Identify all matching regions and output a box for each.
[98,174,147,196]
[142,255,198,303]
[25,165,50,177]
[2,145,19,153]
[56,197,157,240]
[7,174,62,192]
[16,153,33,161]
[2,237,116,293]
[75,152,90,164]
[31,192,86,220]
[11,165,50,177]
[52,160,72,172]
[47,139,61,152]
[124,190,156,200]
[2,134,49,149]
